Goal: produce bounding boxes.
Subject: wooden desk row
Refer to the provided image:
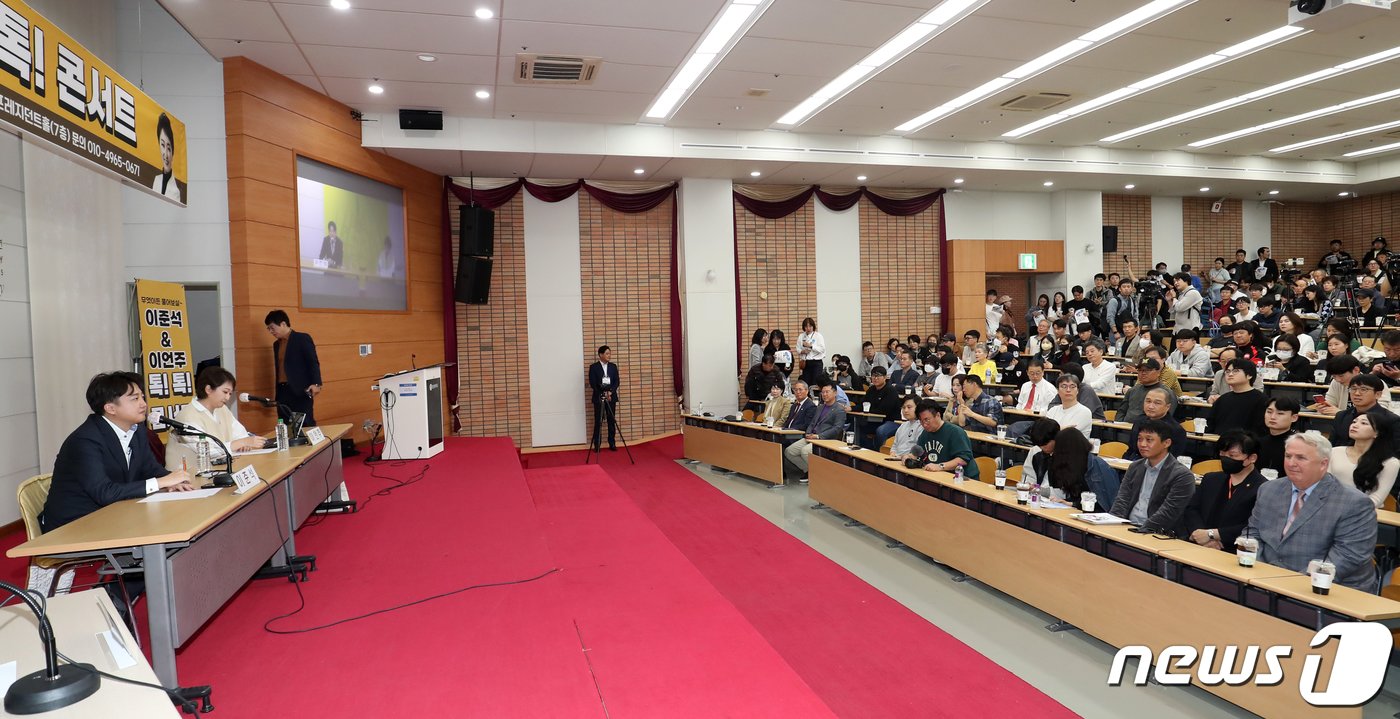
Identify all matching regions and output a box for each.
[807,439,1400,718]
[6,424,351,688]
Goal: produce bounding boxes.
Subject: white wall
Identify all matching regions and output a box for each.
[1242,199,1272,254]
[1150,196,1184,270]
[523,193,586,446]
[677,178,739,417]
[0,130,35,524]
[944,190,1053,241]
[1055,190,1104,291]
[813,202,861,363]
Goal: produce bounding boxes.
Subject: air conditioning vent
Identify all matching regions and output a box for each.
[515,54,601,84]
[999,92,1072,112]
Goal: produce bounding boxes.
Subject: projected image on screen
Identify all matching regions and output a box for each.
[296,157,407,311]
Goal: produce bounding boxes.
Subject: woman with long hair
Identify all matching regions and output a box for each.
[1272,312,1314,355]
[1329,409,1400,508]
[1027,294,1051,329]
[748,328,768,370]
[768,329,794,379]
[1043,427,1092,502]
[1048,291,1067,321]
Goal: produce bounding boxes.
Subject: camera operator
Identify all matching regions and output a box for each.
[1169,272,1204,330]
[1319,240,1353,273]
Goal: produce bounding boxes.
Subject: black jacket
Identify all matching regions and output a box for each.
[41,414,170,532]
[1180,469,1265,549]
[589,361,621,404]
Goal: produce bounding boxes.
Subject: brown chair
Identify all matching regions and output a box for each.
[975,456,998,484]
[1103,409,1117,421]
[880,437,895,454]
[1098,441,1128,459]
[741,409,755,422]
[1005,465,1023,484]
[1192,459,1222,476]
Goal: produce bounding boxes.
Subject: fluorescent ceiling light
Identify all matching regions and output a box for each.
[1269,189,1280,194]
[644,0,774,121]
[1102,41,1400,144]
[1270,118,1400,154]
[857,175,868,181]
[1124,184,1136,189]
[475,90,491,99]
[1043,181,1054,187]
[1199,187,1210,192]
[329,0,350,9]
[1189,86,1400,148]
[1344,141,1400,158]
[1003,25,1305,139]
[634,168,646,174]
[953,177,964,184]
[1339,191,1352,196]
[897,0,1196,134]
[368,83,383,94]
[750,171,762,177]
[773,0,987,128]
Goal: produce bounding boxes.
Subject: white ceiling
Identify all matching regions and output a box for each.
[160,0,1400,200]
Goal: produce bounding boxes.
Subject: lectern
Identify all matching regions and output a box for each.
[378,364,446,460]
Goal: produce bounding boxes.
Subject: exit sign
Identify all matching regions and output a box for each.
[1018,253,1037,270]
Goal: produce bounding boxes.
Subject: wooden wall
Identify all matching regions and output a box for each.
[224,57,444,438]
[947,240,1064,335]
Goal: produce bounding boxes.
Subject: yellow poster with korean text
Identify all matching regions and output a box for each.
[0,0,187,204]
[135,279,194,433]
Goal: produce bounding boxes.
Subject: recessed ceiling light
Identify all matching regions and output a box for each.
[368,83,384,95]
[475,90,491,99]
[856,175,868,181]
[750,171,761,177]
[330,0,350,9]
[474,8,494,19]
[1043,181,1054,187]
[1124,184,1136,190]
[1268,189,1280,195]
[633,168,645,175]
[1199,187,1210,192]
[418,54,437,62]
[1339,191,1352,197]
[953,177,964,184]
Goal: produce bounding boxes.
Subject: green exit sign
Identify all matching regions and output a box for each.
[1018,253,1037,270]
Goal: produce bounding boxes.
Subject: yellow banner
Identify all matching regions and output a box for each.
[135,279,194,433]
[0,0,187,204]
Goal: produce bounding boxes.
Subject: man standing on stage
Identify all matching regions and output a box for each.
[589,345,620,451]
[266,309,323,427]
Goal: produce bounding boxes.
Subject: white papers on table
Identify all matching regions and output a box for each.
[0,661,15,697]
[138,488,222,503]
[1071,512,1130,525]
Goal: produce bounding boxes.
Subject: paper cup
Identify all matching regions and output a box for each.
[1192,418,1207,433]
[862,402,871,412]
[1260,468,1279,480]
[1080,492,1097,512]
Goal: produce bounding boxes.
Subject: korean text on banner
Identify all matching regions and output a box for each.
[135,279,194,432]
[0,0,188,204]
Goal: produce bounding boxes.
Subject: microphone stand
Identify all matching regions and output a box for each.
[0,579,101,713]
[172,427,236,488]
[245,397,309,446]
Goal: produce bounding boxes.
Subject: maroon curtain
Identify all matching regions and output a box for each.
[440,177,460,432]
[734,185,944,218]
[441,178,686,404]
[938,198,950,339]
[813,187,862,212]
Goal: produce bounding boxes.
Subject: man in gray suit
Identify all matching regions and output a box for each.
[1244,433,1378,593]
[783,381,847,483]
[1110,419,1195,533]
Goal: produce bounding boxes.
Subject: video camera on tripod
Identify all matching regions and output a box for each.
[1279,257,1307,283]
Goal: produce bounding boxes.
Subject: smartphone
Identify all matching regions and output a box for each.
[883,457,902,462]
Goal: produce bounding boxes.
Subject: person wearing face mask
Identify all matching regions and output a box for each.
[931,353,961,398]
[1265,334,1312,383]
[915,358,942,398]
[1182,431,1266,552]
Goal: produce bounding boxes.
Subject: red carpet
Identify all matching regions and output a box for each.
[530,438,1078,718]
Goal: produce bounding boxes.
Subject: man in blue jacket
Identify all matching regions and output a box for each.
[266,309,323,426]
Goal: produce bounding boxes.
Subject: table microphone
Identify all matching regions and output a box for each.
[0,579,100,714]
[239,392,276,407]
[160,417,236,488]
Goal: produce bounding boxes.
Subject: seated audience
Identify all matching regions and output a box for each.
[761,382,791,429]
[1141,344,1182,397]
[889,396,924,458]
[1368,330,1400,387]
[1328,408,1400,508]
[863,367,902,450]
[1331,373,1400,452]
[949,374,1003,431]
[1121,358,1177,423]
[1045,373,1092,439]
[857,340,891,378]
[1244,433,1378,593]
[967,343,998,384]
[1109,419,1196,533]
[888,351,921,395]
[1167,329,1213,378]
[1080,339,1117,393]
[780,381,817,433]
[1315,354,1361,416]
[1258,397,1300,473]
[913,400,977,479]
[782,383,847,482]
[1182,431,1266,552]
[744,354,785,412]
[1264,334,1313,383]
[1125,387,1186,461]
[1209,359,1269,438]
[1045,362,1107,420]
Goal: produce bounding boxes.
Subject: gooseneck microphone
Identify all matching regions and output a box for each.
[0,579,100,713]
[161,417,236,488]
[238,392,276,407]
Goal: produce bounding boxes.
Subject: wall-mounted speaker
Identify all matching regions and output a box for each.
[459,205,495,257]
[399,109,443,131]
[455,256,492,304]
[1102,226,1118,254]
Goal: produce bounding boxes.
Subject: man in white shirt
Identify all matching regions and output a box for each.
[985,289,1007,337]
[1081,339,1118,393]
[1167,328,1213,378]
[1010,359,1056,413]
[1045,373,1093,439]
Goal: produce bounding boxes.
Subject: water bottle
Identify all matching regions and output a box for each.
[953,465,964,485]
[276,419,289,451]
[195,438,211,474]
[1029,483,1041,507]
[697,401,704,415]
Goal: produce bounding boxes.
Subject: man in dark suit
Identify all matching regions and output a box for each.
[782,381,817,437]
[783,381,847,482]
[42,372,196,532]
[588,345,620,451]
[1246,246,1279,285]
[318,220,344,269]
[1181,431,1266,552]
[266,309,323,427]
[1244,433,1378,593]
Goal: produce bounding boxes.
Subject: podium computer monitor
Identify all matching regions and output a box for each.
[379,364,445,459]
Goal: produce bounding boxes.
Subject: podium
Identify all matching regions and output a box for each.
[379,364,446,459]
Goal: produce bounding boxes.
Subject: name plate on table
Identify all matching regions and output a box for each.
[304,427,326,445]
[231,466,261,495]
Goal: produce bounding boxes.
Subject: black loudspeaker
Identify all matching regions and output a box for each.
[460,205,495,257]
[455,256,492,304]
[398,109,443,131]
[1102,226,1119,254]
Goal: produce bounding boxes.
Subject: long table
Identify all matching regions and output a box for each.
[807,439,1400,718]
[6,424,350,688]
[681,415,802,485]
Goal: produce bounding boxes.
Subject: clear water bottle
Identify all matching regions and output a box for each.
[276,419,289,451]
[697,401,704,415]
[1029,483,1041,507]
[195,438,211,474]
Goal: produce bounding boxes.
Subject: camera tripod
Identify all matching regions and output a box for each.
[585,397,634,465]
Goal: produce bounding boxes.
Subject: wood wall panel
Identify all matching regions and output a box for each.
[225,56,444,440]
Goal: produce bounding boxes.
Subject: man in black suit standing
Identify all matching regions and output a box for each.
[589,345,620,451]
[266,309,323,426]
[42,372,196,533]
[1247,246,1279,285]
[318,220,344,269]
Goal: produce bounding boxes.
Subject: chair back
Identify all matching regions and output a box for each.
[1191,459,1222,476]
[741,409,755,422]
[1005,465,1023,484]
[1098,441,1128,459]
[16,474,52,541]
[1103,409,1117,421]
[975,456,998,483]
[880,437,895,454]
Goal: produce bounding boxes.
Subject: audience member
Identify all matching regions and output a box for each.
[949,374,1003,432]
[1328,409,1400,508]
[1257,397,1300,473]
[1125,387,1185,461]
[889,396,924,458]
[748,328,768,370]
[1331,373,1399,452]
[1109,419,1196,533]
[1182,431,1266,552]
[1209,359,1269,438]
[914,400,977,479]
[1121,359,1177,423]
[782,383,846,482]
[1045,373,1092,439]
[1167,329,1212,378]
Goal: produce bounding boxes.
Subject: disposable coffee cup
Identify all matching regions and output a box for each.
[1015,482,1030,505]
[764,416,775,428]
[862,402,871,412]
[1090,438,1101,453]
[1113,382,1124,394]
[1081,491,1097,512]
[1236,536,1258,567]
[1177,456,1193,469]
[996,425,1007,439]
[844,431,856,446]
[1314,370,1327,384]
[1193,418,1207,433]
[1309,560,1336,595]
[1260,468,1279,480]
[994,471,1007,490]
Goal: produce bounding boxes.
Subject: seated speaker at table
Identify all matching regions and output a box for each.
[165,367,268,471]
[1243,433,1378,594]
[41,372,196,533]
